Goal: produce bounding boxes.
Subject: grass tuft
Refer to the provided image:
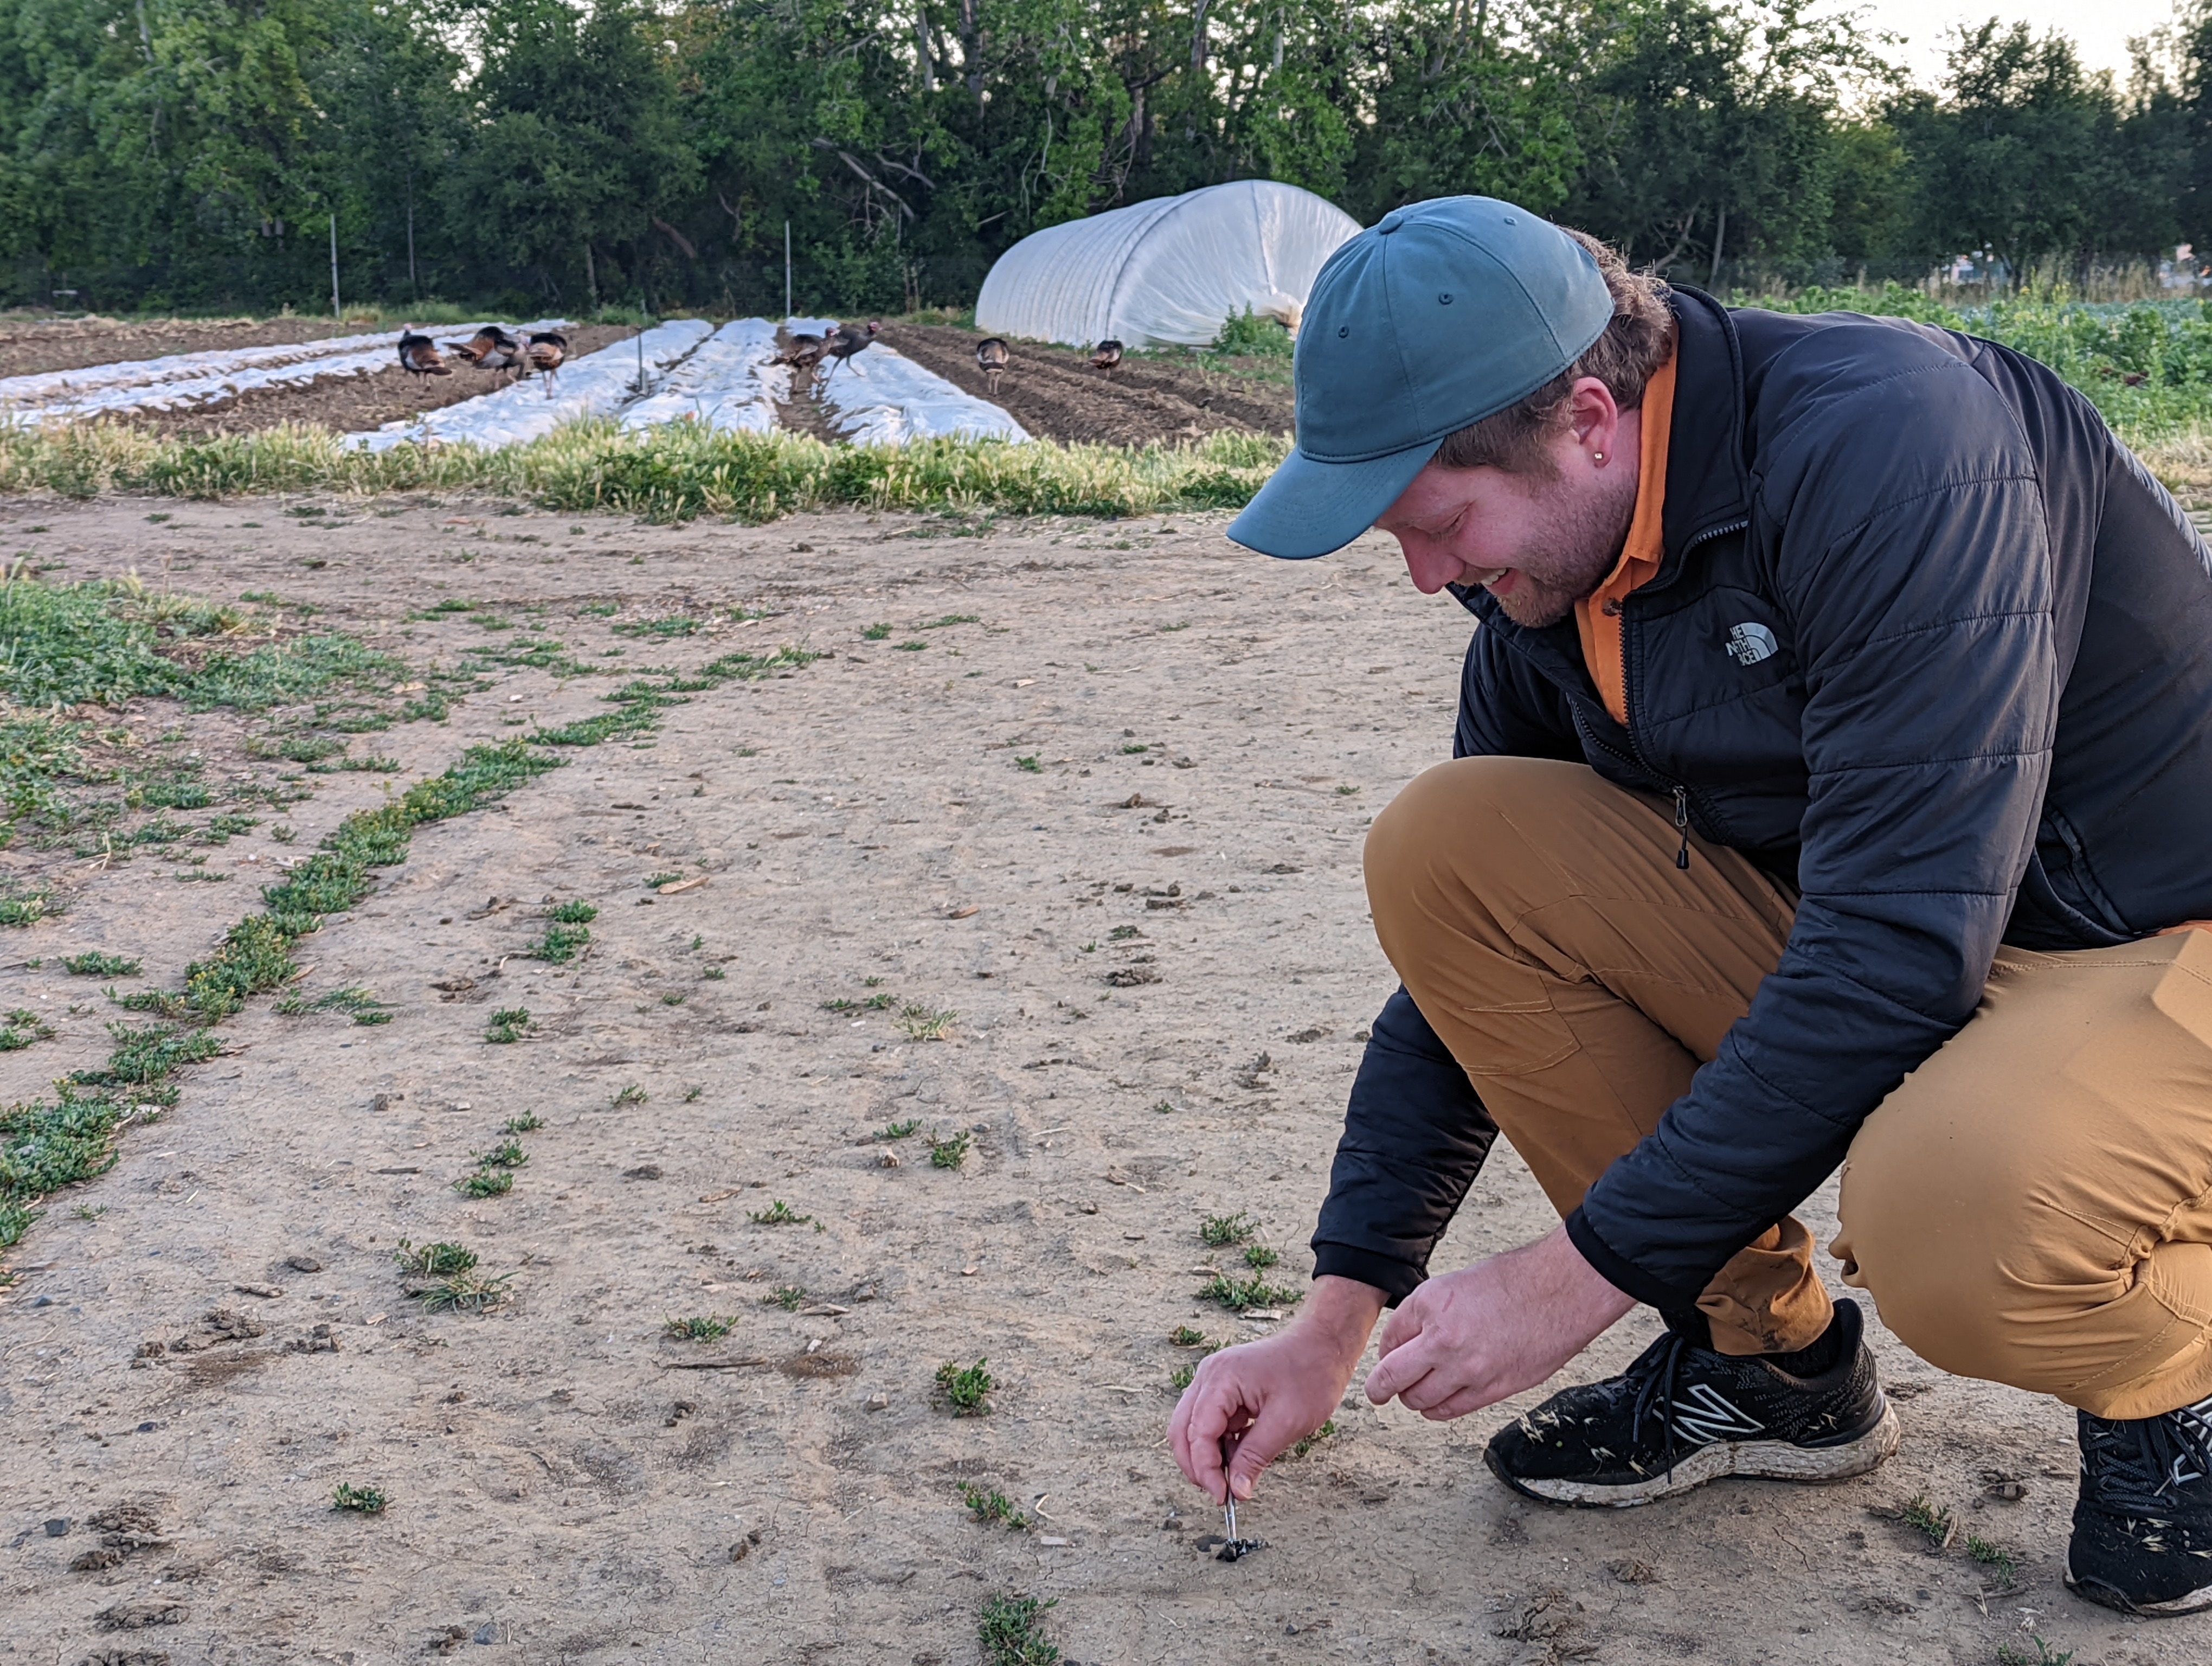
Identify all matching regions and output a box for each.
[412,1270,513,1313]
[927,1129,973,1170]
[897,1002,956,1041]
[456,1168,515,1199]
[331,1482,388,1514]
[747,1199,817,1228]
[485,1007,532,1044]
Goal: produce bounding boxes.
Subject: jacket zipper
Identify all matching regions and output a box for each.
[1618,516,1749,875]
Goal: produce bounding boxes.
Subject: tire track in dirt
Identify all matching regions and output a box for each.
[877,323,1293,446]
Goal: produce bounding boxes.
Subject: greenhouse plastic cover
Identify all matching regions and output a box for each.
[789,317,1028,445]
[348,319,713,452]
[0,323,528,428]
[618,318,787,434]
[974,180,1361,349]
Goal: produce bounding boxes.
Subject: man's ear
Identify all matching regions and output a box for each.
[1565,377,1622,466]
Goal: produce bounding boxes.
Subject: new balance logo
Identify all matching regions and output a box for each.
[1670,1383,1766,1445]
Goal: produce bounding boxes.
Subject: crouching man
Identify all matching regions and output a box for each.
[1171,196,2212,1616]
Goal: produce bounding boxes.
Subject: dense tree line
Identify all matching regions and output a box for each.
[3,0,2211,317]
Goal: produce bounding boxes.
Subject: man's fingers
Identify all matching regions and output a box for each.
[1373,1295,1428,1361]
[1365,1334,1437,1406]
[1418,1385,1490,1422]
[1172,1362,1246,1503]
[1224,1399,1307,1501]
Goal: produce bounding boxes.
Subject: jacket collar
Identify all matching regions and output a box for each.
[1451,285,1752,640]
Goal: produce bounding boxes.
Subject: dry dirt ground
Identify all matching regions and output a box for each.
[0,495,2202,1666]
[0,316,391,380]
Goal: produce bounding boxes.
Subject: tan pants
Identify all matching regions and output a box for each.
[1366,755,2212,1419]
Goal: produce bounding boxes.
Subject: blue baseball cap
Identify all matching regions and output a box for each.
[1227,196,1613,560]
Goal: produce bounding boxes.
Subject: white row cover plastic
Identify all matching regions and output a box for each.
[788,317,1028,446]
[975,180,1361,349]
[617,318,787,434]
[347,320,713,452]
[0,323,534,428]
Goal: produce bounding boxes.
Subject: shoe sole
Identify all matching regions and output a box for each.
[1488,1402,1901,1509]
[2065,1562,2212,1617]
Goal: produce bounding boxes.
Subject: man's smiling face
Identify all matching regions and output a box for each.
[1373,379,1642,629]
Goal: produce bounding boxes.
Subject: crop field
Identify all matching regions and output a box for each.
[0,487,2197,1666]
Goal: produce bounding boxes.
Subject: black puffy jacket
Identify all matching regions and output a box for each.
[1312,286,2212,1313]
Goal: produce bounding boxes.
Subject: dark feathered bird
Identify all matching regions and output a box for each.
[524,330,568,398]
[1090,339,1123,374]
[775,332,829,375]
[975,336,1010,396]
[815,320,880,394]
[397,330,451,378]
[449,325,522,377]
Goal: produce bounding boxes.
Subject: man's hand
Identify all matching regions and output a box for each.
[1169,1275,1384,1504]
[1364,1225,1634,1420]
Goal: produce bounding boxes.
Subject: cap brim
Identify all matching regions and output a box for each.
[1226,439,1441,560]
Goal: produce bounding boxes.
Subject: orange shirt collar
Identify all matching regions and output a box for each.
[1573,349,1678,725]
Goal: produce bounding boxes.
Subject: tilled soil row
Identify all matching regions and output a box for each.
[79,325,638,439]
[0,315,375,380]
[877,323,1294,446]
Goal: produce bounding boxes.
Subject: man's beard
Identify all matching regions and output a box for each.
[1486,485,1636,629]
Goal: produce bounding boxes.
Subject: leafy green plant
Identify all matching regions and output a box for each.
[1169,1325,1210,1347]
[1288,1420,1338,1460]
[1212,305,1296,358]
[768,1285,806,1311]
[1966,1533,2018,1590]
[528,922,590,963]
[1014,755,1041,773]
[960,1482,1027,1529]
[393,1239,476,1276]
[61,951,140,977]
[501,1111,544,1133]
[935,1358,995,1415]
[1997,1639,2074,1666]
[473,1138,528,1169]
[898,1002,956,1040]
[644,870,684,888]
[1199,1212,1258,1247]
[1197,1272,1300,1312]
[331,1482,388,1514]
[664,1313,734,1342]
[486,1007,532,1043]
[875,1118,920,1140]
[1243,1244,1281,1269]
[413,1270,512,1313]
[747,1199,815,1227]
[612,1083,647,1107]
[822,993,896,1013]
[978,1593,1059,1666]
[0,1008,54,1050]
[927,1129,972,1169]
[456,1168,515,1199]
[1898,1493,1954,1548]
[861,623,892,640]
[546,899,597,924]
[1169,1363,1195,1391]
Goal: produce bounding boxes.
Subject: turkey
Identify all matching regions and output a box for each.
[1090,338,1123,374]
[815,321,880,394]
[975,336,1010,396]
[449,325,522,379]
[524,330,568,398]
[776,331,829,375]
[396,331,451,378]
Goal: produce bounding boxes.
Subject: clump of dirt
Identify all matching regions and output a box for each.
[876,323,1294,445]
[95,325,635,438]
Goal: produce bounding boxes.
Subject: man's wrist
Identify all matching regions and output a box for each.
[1300,1274,1387,1364]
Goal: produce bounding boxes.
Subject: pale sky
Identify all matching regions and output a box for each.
[1858,0,2175,85]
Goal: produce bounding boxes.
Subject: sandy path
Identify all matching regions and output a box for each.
[0,497,2188,1664]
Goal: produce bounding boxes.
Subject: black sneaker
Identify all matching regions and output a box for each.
[1484,1299,1899,1507]
[2066,1397,2212,1616]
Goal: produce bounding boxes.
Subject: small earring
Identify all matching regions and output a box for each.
[1593,451,1606,464]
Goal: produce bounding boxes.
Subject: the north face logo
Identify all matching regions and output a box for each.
[1727,622,1779,665]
